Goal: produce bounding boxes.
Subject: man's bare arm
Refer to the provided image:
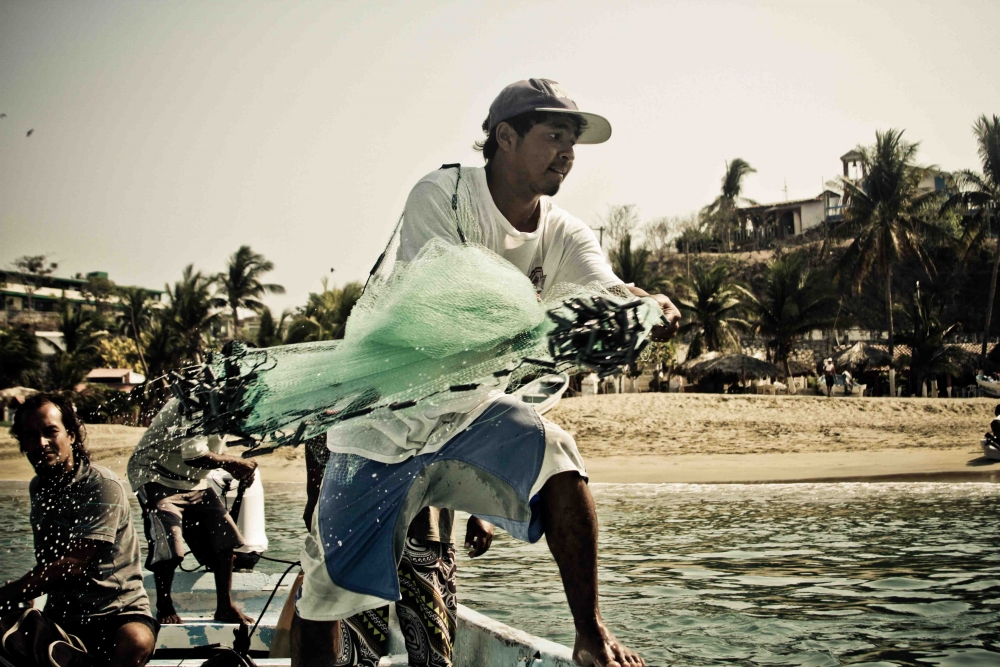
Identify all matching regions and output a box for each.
[0,539,101,611]
[186,451,258,482]
[626,285,681,341]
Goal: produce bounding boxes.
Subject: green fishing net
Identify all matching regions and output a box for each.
[168,239,662,454]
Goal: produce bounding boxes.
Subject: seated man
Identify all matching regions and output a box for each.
[127,399,257,625]
[302,436,494,666]
[1,393,158,666]
[985,404,1000,445]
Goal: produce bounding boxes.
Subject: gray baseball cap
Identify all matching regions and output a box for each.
[487,78,612,145]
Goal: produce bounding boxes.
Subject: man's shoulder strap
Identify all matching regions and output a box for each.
[439,163,466,243]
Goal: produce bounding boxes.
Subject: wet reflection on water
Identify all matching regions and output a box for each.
[2,482,999,665]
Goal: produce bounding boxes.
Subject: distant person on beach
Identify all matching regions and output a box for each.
[823,358,836,397]
[291,78,680,667]
[127,399,257,626]
[1,393,158,666]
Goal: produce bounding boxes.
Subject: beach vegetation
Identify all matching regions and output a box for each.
[285,278,363,343]
[163,265,225,364]
[942,114,1000,366]
[827,129,947,384]
[0,326,43,389]
[675,263,750,358]
[738,253,838,378]
[701,158,757,253]
[216,245,286,340]
[256,306,292,347]
[896,288,967,396]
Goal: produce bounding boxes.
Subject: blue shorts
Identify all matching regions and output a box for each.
[296,395,587,621]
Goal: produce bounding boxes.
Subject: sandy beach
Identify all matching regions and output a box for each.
[2,394,997,484]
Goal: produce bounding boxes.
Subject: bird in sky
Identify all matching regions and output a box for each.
[26,129,34,137]
[0,113,7,119]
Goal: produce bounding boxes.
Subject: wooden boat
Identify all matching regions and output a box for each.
[139,377,578,665]
[976,375,1000,398]
[514,373,570,415]
[145,570,575,666]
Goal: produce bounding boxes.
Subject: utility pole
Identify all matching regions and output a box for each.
[592,225,606,248]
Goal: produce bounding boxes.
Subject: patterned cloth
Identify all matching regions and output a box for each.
[334,539,457,667]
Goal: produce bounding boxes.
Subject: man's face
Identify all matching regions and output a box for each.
[507,117,579,197]
[20,403,76,477]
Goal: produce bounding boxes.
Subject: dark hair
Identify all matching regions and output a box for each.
[474,111,587,162]
[995,404,1000,417]
[11,392,91,464]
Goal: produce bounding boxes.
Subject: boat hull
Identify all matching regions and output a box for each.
[146,571,574,666]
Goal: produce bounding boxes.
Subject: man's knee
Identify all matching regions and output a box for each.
[111,620,156,667]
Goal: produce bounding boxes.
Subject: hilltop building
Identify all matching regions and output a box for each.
[0,270,164,331]
[734,150,951,249]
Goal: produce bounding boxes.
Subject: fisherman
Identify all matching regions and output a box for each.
[291,79,680,667]
[1,393,158,666]
[127,399,257,625]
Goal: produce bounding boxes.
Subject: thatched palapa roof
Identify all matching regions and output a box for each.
[785,359,815,376]
[834,342,892,372]
[686,353,781,381]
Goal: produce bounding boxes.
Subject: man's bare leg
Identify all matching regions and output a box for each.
[541,471,644,667]
[212,551,254,624]
[151,559,184,624]
[290,614,340,667]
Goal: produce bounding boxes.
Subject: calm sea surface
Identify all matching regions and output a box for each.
[2,481,999,666]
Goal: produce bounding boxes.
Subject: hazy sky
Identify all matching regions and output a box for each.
[2,0,999,312]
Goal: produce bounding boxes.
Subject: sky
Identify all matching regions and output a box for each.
[2,0,999,313]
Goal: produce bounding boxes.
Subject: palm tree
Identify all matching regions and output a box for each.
[701,158,757,252]
[942,114,1000,365]
[831,129,943,394]
[0,326,43,389]
[48,306,108,389]
[676,263,750,358]
[165,265,224,363]
[285,279,363,343]
[256,307,291,347]
[117,286,153,377]
[739,254,837,378]
[609,232,651,286]
[897,288,964,396]
[216,246,285,340]
[142,314,184,380]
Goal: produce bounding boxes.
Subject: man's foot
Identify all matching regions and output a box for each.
[214,605,255,625]
[573,623,645,667]
[157,609,183,624]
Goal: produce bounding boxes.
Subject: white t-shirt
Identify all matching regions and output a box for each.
[127,400,228,491]
[398,166,622,298]
[326,165,624,463]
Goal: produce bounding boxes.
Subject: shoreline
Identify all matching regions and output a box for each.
[1,447,996,486]
[2,395,996,485]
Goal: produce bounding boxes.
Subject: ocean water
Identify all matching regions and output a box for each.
[2,481,999,666]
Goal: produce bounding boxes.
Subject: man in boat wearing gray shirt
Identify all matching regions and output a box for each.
[0,393,157,666]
